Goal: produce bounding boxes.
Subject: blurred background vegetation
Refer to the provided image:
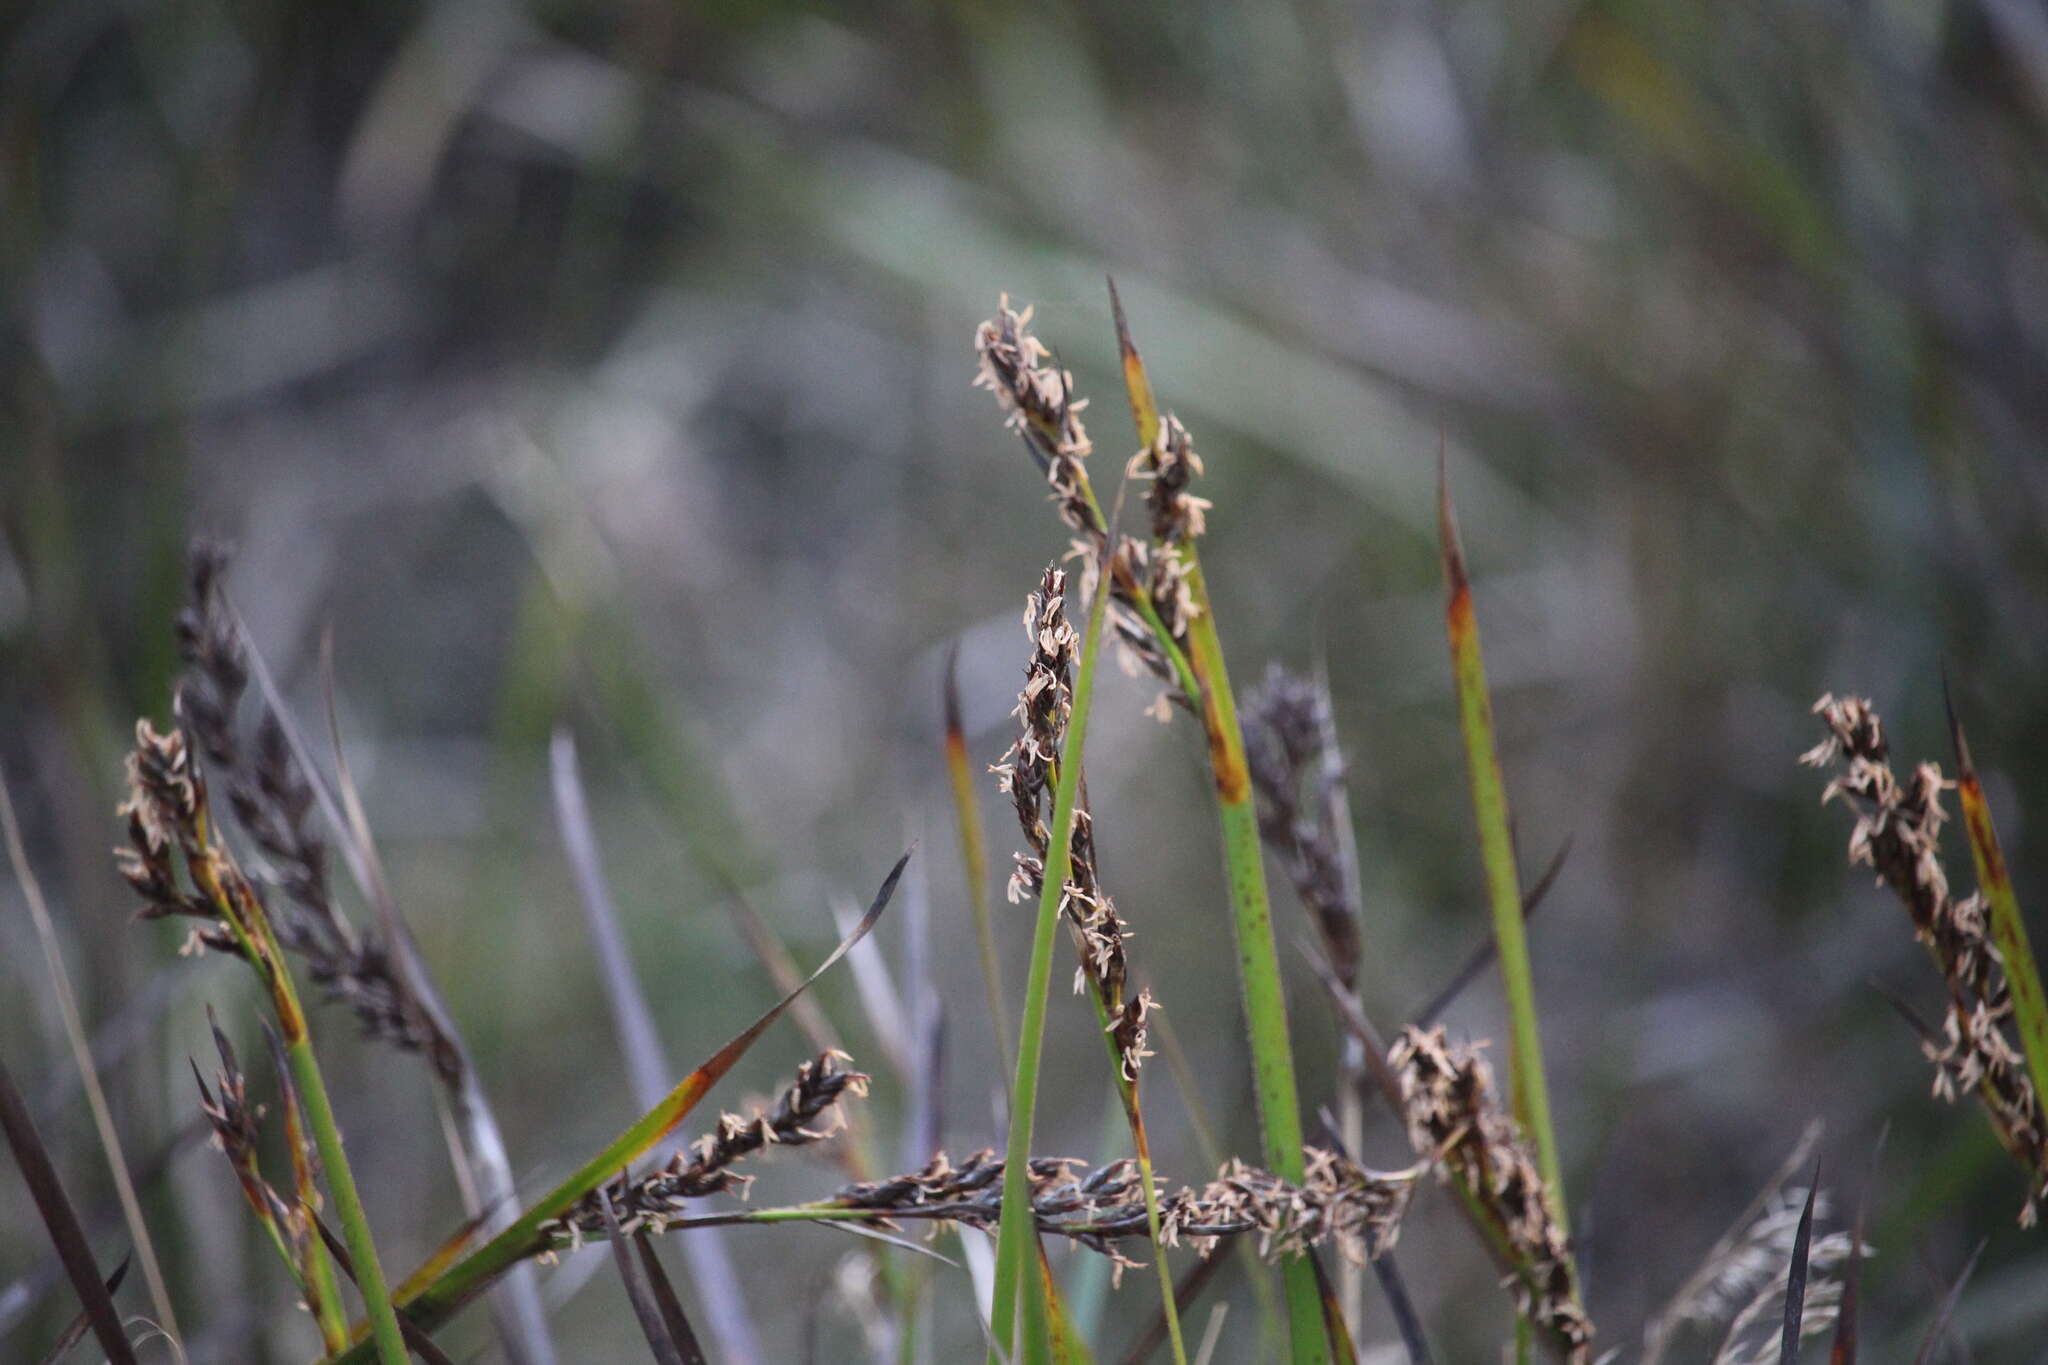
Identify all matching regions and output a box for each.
[4,0,2048,1359]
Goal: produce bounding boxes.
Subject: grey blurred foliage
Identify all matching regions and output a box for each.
[3,0,2048,1360]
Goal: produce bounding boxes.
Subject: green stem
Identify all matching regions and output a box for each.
[1179,550,1331,1365]
[1438,477,1569,1237]
[991,570,1113,1364]
[286,1035,407,1365]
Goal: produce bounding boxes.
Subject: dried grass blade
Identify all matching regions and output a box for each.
[258,1015,348,1352]
[1780,1167,1819,1365]
[1307,1250,1358,1364]
[550,728,762,1365]
[1946,690,2048,1117]
[327,850,911,1360]
[1908,1241,1983,1365]
[0,765,180,1342]
[0,1052,137,1365]
[33,1254,128,1365]
[946,642,1012,1076]
[632,1235,709,1365]
[597,1185,688,1365]
[1437,462,1567,1238]
[1039,1240,1097,1365]
[1370,1255,1436,1365]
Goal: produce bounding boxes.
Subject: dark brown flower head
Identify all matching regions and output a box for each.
[821,1146,1415,1278]
[1127,413,1210,546]
[1391,1025,1592,1359]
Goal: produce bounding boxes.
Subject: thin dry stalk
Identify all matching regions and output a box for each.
[1390,1025,1593,1360]
[1804,694,2048,1221]
[0,765,181,1341]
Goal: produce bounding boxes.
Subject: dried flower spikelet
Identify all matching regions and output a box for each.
[1126,413,1210,546]
[992,565,1075,905]
[973,298,1102,539]
[543,1052,869,1243]
[1806,693,2048,1223]
[828,1147,1412,1272]
[1109,988,1158,1082]
[1391,1025,1592,1358]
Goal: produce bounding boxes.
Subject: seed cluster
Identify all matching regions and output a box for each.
[541,1052,869,1246]
[1391,1025,1593,1361]
[974,299,1188,702]
[824,1145,1413,1272]
[990,565,1151,1081]
[1805,693,2048,1222]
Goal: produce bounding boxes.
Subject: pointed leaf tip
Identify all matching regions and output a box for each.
[1436,453,1468,598]
[1781,1161,1820,1365]
[944,641,965,740]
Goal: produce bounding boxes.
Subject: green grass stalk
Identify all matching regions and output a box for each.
[990,568,1113,1364]
[1436,466,1568,1237]
[1109,286,1329,1365]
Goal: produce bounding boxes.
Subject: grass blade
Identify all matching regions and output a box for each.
[327,850,911,1361]
[1110,282,1329,1365]
[946,641,1012,1077]
[0,1051,137,1365]
[550,727,761,1363]
[33,1254,128,1365]
[990,568,1112,1365]
[1945,687,2048,1122]
[597,1184,688,1365]
[1780,1166,1819,1365]
[1908,1241,1983,1365]
[633,1235,709,1365]
[0,766,180,1343]
[310,1216,459,1365]
[1437,463,1568,1237]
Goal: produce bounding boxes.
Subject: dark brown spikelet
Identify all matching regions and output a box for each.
[1243,664,1362,988]
[821,1145,1414,1276]
[542,1053,871,1245]
[989,564,1150,1081]
[156,544,448,1066]
[1805,693,2048,1223]
[1391,1024,1592,1361]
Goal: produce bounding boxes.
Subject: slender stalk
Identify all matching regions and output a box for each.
[1105,284,1327,1364]
[175,791,407,1365]
[289,1039,381,1354]
[0,767,181,1340]
[1437,466,1568,1236]
[1177,566,1331,1364]
[990,570,1112,1364]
